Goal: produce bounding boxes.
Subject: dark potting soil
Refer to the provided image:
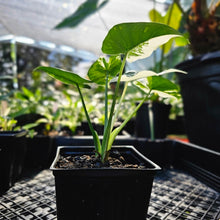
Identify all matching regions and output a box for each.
[56,152,145,169]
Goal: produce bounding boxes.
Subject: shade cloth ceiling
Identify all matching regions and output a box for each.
[0,0,168,56]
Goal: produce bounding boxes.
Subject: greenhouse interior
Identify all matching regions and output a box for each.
[0,0,219,219]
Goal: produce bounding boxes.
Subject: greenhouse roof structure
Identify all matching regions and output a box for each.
[0,0,169,56]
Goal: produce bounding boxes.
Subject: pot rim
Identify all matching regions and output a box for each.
[50,145,161,172]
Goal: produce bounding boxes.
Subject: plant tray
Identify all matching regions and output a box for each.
[0,138,219,219]
[54,137,220,191]
[0,168,219,220]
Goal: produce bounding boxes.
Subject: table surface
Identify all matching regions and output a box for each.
[0,168,219,220]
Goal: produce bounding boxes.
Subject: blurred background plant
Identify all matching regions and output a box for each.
[181,0,220,56]
[0,107,17,131]
[0,86,17,131]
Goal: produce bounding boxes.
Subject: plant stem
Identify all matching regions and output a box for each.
[101,54,127,162]
[111,81,128,131]
[107,89,152,149]
[77,84,101,154]
[104,74,109,132]
[148,102,155,140]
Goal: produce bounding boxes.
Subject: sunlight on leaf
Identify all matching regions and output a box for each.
[127,34,183,62]
[111,70,157,82]
[111,68,186,83]
[158,69,187,75]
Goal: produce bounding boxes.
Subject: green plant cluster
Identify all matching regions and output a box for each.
[0,67,133,136]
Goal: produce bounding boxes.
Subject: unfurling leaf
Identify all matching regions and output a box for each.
[88,56,121,84]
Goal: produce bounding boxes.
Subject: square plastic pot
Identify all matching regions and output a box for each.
[50,146,161,220]
[0,130,27,195]
[25,135,54,169]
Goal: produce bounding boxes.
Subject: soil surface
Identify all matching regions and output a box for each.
[55,151,145,169]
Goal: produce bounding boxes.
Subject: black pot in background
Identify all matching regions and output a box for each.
[167,116,186,135]
[135,102,171,139]
[51,146,160,220]
[176,51,220,152]
[24,135,54,170]
[134,138,175,168]
[0,130,27,195]
[15,113,46,134]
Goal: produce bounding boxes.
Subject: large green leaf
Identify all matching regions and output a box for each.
[88,56,121,84]
[102,22,187,62]
[33,66,91,87]
[55,0,108,29]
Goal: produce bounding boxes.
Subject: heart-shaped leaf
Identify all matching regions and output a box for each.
[88,56,121,84]
[33,66,91,87]
[102,22,187,62]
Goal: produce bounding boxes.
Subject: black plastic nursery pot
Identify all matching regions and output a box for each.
[50,146,161,220]
[135,102,171,139]
[0,130,27,195]
[25,135,54,170]
[176,51,220,152]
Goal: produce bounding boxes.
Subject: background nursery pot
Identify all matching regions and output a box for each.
[50,146,161,220]
[0,130,27,195]
[176,51,220,152]
[135,102,171,139]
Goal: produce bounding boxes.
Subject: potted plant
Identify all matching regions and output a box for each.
[34,22,187,219]
[0,101,27,195]
[175,0,220,152]
[10,85,69,170]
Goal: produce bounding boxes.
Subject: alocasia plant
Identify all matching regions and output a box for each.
[34,22,188,163]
